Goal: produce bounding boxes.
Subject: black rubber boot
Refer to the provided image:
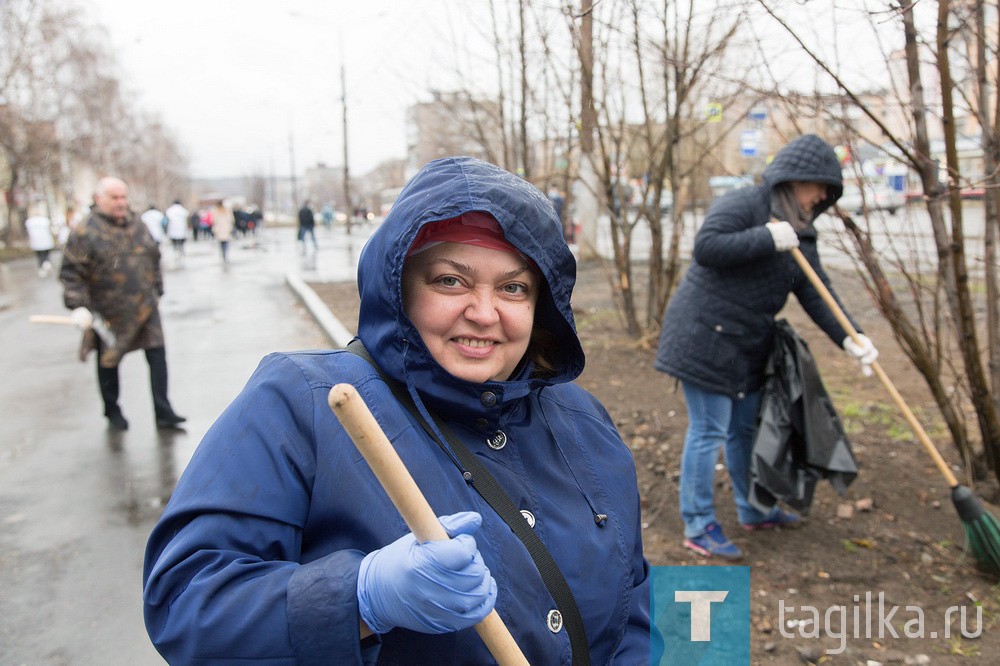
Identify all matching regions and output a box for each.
[147,347,186,429]
[96,350,126,430]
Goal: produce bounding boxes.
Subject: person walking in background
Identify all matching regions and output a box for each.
[142,157,655,664]
[199,208,213,240]
[248,205,263,235]
[321,202,334,231]
[188,208,201,240]
[297,200,317,254]
[547,184,564,222]
[25,207,55,277]
[60,177,186,431]
[211,199,234,265]
[54,205,80,248]
[141,205,166,244]
[165,200,189,265]
[233,207,247,237]
[654,134,879,560]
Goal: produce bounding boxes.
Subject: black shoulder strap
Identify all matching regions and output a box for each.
[345,341,591,666]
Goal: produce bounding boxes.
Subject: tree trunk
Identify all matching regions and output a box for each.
[936,0,1000,476]
[974,0,1000,439]
[518,0,530,179]
[896,0,977,466]
[842,213,972,469]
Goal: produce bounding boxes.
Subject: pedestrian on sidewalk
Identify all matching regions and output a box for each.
[53,205,80,248]
[141,205,166,244]
[211,199,234,265]
[165,200,189,265]
[297,200,317,254]
[653,134,879,560]
[25,207,56,277]
[188,208,202,240]
[321,202,334,231]
[59,177,186,431]
[143,157,656,664]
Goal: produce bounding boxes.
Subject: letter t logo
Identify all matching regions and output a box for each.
[675,590,729,641]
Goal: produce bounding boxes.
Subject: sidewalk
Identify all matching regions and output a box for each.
[0,228,345,665]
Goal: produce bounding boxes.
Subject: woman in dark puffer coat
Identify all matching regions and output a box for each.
[654,134,879,560]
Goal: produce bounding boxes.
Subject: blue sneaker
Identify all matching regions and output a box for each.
[683,522,743,560]
[741,508,801,531]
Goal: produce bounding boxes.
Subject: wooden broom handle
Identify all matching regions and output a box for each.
[328,383,530,666]
[29,315,74,325]
[788,246,959,487]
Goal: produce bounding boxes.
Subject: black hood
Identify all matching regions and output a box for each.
[761,134,843,217]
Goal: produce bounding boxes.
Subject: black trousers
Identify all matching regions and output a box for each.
[95,341,174,419]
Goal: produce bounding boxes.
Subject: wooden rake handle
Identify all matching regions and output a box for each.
[788,247,959,487]
[327,383,530,666]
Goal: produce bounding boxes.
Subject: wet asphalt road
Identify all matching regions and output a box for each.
[0,227,368,665]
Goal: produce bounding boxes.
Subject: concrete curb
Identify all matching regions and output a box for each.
[285,272,354,349]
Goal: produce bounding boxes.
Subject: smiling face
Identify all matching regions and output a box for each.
[790,181,828,213]
[402,242,538,383]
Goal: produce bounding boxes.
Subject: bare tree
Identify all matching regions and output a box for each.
[0,0,190,246]
[581,0,747,336]
[965,0,1000,424]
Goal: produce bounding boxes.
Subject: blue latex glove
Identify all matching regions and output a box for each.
[357,511,497,634]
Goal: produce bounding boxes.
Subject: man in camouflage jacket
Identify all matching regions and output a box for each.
[60,177,186,431]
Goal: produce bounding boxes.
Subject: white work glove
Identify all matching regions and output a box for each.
[69,307,93,330]
[765,220,800,252]
[843,334,879,376]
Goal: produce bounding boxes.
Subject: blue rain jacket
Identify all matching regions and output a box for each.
[143,157,654,665]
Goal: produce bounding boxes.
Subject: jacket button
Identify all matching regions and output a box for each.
[474,418,490,430]
[520,509,535,527]
[546,609,563,633]
[714,324,723,332]
[480,392,497,407]
[486,430,507,450]
[737,392,746,399]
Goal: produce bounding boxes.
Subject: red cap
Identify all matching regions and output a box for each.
[407,212,522,258]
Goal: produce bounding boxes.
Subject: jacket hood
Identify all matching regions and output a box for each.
[357,156,584,420]
[762,134,843,216]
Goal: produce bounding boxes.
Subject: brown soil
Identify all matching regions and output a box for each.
[309,260,1000,665]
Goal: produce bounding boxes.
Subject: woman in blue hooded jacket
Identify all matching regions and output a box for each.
[143,157,655,664]
[654,135,879,561]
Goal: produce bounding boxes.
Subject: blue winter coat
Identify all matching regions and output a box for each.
[143,157,654,665]
[654,134,858,398]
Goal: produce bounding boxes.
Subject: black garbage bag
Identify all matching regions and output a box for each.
[748,319,858,516]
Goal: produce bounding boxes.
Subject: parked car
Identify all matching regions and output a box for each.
[838,184,905,215]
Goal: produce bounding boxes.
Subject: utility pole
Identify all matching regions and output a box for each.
[575,0,600,259]
[518,0,530,180]
[269,154,277,215]
[341,57,353,235]
[288,119,299,214]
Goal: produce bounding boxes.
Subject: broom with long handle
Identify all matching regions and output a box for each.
[789,246,1000,576]
[328,383,530,666]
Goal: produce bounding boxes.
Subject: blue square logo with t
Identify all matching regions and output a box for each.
[651,566,752,665]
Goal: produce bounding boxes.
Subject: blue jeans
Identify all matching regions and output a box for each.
[679,382,771,538]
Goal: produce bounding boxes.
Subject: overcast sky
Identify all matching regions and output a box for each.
[77,1,907,180]
[80,0,498,179]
